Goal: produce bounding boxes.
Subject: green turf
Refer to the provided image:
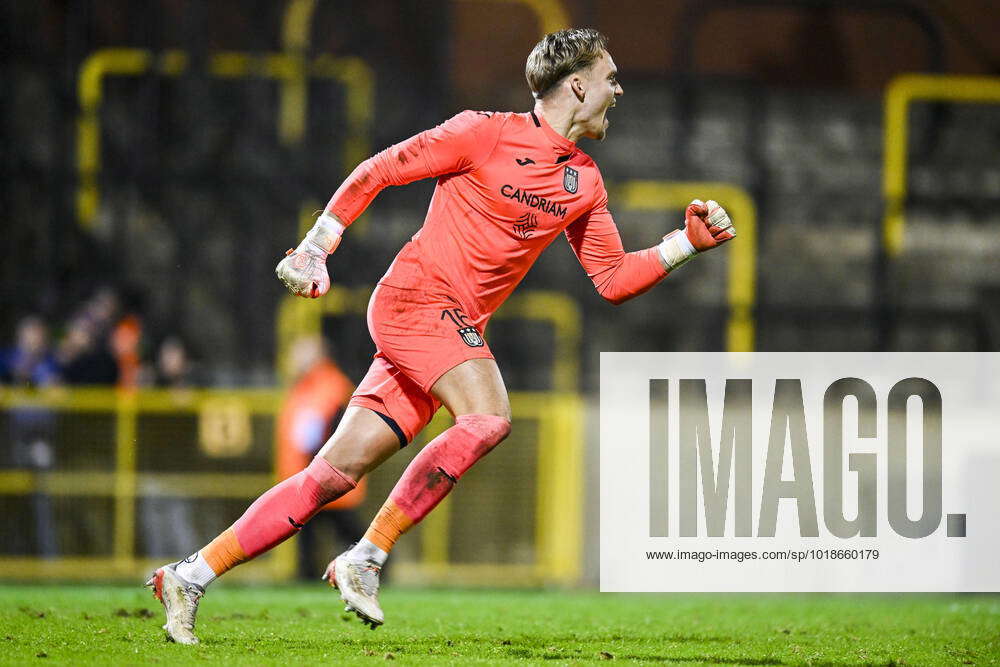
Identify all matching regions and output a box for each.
[0,585,997,665]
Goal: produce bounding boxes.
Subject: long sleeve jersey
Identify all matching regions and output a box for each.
[326,110,668,330]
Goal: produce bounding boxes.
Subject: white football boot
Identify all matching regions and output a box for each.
[146,563,205,644]
[325,552,384,628]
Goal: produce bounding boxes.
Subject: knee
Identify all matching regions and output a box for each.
[486,405,512,426]
[484,397,512,425]
[490,415,512,443]
[304,457,357,502]
[456,413,511,447]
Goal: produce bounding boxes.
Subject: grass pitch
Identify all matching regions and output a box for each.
[0,584,997,665]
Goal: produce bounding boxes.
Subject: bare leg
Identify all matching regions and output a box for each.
[319,406,402,480]
[429,358,512,420]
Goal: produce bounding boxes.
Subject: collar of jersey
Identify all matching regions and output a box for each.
[531,111,576,156]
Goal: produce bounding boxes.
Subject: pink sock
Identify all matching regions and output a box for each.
[390,414,511,523]
[232,457,355,558]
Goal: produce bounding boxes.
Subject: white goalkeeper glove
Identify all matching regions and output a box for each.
[656,199,736,271]
[275,212,345,298]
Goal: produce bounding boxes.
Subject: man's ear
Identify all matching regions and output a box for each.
[570,75,586,102]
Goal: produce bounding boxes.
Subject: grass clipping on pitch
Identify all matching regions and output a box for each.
[0,585,997,664]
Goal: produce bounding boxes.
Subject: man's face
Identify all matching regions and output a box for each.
[579,50,623,140]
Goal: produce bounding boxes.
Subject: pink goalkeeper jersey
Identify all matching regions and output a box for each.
[326,110,667,329]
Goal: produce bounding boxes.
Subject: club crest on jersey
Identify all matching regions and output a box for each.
[563,166,579,194]
[441,307,485,347]
[458,326,484,347]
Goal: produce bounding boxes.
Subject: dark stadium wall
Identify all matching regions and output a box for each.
[449,0,1000,108]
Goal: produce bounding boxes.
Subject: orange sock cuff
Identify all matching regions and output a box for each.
[363,499,414,553]
[201,527,248,576]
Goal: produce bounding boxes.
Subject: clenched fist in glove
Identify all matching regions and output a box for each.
[656,199,736,271]
[275,212,345,298]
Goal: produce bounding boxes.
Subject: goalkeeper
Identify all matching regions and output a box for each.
[148,27,735,643]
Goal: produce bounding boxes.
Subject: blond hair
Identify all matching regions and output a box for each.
[525,28,608,99]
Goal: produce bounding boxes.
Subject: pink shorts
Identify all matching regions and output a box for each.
[347,284,494,443]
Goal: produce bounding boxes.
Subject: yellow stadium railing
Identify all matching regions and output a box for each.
[0,387,286,581]
[0,384,581,585]
[613,180,757,352]
[0,388,583,585]
[75,48,373,229]
[883,74,1000,257]
[276,286,584,584]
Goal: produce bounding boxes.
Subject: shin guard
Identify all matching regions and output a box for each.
[388,414,511,525]
[232,457,355,559]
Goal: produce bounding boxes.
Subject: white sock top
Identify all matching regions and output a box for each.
[174,551,218,589]
[348,538,389,566]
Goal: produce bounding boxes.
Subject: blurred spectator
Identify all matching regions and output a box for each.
[1,316,60,557]
[56,316,118,385]
[0,316,60,387]
[56,286,146,386]
[84,287,119,329]
[111,313,143,389]
[279,335,366,579]
[153,336,194,388]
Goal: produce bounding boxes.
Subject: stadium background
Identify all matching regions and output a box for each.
[2,0,999,589]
